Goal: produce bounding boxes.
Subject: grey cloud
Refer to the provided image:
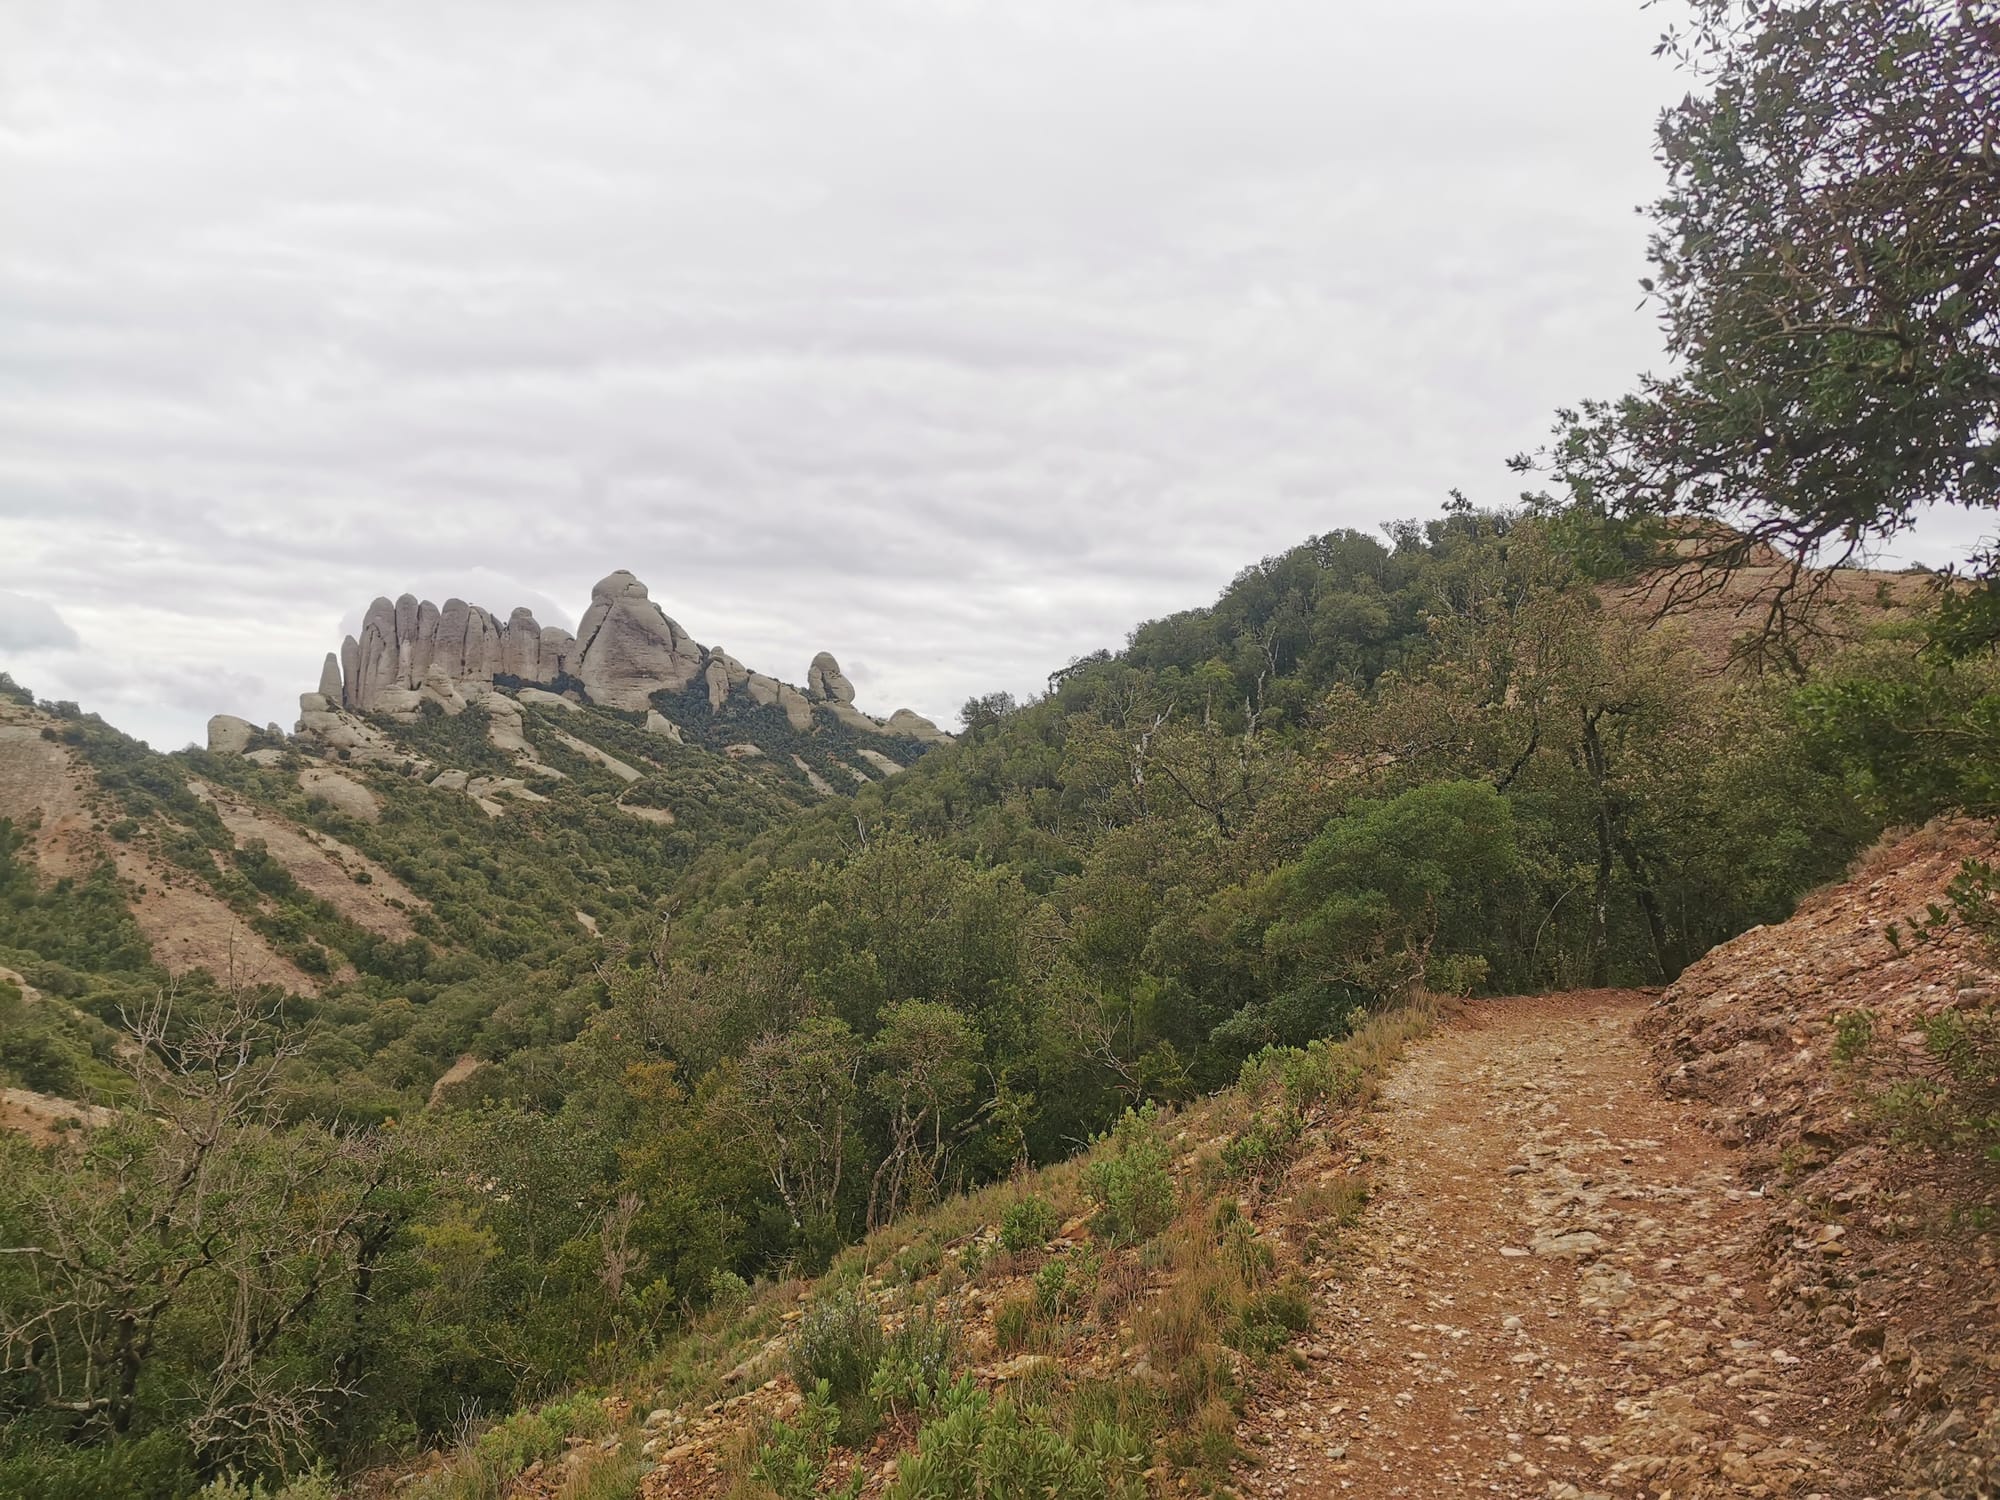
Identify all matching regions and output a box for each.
[0,591,81,652]
[3,0,1838,751]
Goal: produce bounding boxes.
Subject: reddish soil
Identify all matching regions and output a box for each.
[0,702,316,993]
[1240,992,1879,1498]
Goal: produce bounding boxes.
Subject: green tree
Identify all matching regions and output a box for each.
[724,1017,863,1262]
[1525,0,1997,639]
[866,1001,982,1229]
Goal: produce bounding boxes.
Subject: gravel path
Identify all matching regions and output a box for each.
[1239,991,1875,1499]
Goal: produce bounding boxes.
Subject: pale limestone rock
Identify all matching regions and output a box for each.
[792,755,835,796]
[410,600,440,683]
[206,715,257,755]
[295,694,401,764]
[885,708,950,743]
[317,653,344,701]
[643,710,682,743]
[807,651,856,704]
[574,571,704,710]
[503,608,542,680]
[371,687,424,718]
[540,625,577,678]
[515,687,579,712]
[339,636,361,709]
[299,767,380,822]
[552,731,642,782]
[394,594,419,661]
[856,748,905,777]
[822,699,884,735]
[357,597,398,710]
[620,804,677,825]
[417,663,467,716]
[430,769,470,792]
[776,683,813,731]
[435,598,471,681]
[471,690,534,760]
[464,606,495,681]
[742,673,781,707]
[708,648,750,686]
[467,775,547,804]
[246,749,286,769]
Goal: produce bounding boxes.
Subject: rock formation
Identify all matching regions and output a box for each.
[572,572,703,711]
[302,569,952,746]
[807,651,856,705]
[207,715,257,754]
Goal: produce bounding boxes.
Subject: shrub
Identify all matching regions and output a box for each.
[1219,1105,1304,1183]
[868,1304,961,1420]
[1833,1008,1877,1063]
[1092,1256,1149,1325]
[788,1290,886,1443]
[196,1469,339,1500]
[893,1234,945,1285]
[706,1267,751,1308]
[468,1391,611,1476]
[1237,1036,1365,1114]
[999,1194,1061,1253]
[883,1391,1145,1500]
[1033,1245,1098,1319]
[1082,1106,1176,1244]
[1230,1280,1313,1355]
[751,1380,863,1500]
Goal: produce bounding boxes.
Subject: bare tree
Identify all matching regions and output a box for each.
[0,980,412,1470]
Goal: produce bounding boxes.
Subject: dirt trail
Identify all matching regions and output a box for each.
[1241,991,1873,1499]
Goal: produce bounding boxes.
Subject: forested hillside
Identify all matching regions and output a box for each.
[0,502,1926,1497]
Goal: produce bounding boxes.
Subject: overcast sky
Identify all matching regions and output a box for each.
[2,0,1934,751]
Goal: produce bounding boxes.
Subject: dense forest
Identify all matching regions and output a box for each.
[0,506,1925,1496]
[5,0,1998,1494]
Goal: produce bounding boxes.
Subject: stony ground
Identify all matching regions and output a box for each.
[1237,992,1877,1500]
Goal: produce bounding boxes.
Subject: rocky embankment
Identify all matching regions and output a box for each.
[1644,821,2000,1496]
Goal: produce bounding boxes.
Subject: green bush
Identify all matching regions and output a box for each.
[751,1381,862,1500]
[883,1391,1146,1500]
[1230,1280,1314,1355]
[1832,1008,1877,1064]
[1082,1106,1176,1245]
[0,1430,196,1500]
[892,1234,946,1284]
[195,1468,339,1500]
[788,1290,886,1442]
[999,1194,1061,1253]
[1219,1105,1304,1183]
[468,1392,611,1478]
[868,1305,965,1420]
[1032,1245,1097,1318]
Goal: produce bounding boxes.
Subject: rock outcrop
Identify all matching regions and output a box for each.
[206,715,258,755]
[807,651,856,705]
[572,572,704,711]
[298,570,951,748]
[340,591,578,718]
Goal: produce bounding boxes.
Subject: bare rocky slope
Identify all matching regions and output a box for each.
[1644,821,2000,1496]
